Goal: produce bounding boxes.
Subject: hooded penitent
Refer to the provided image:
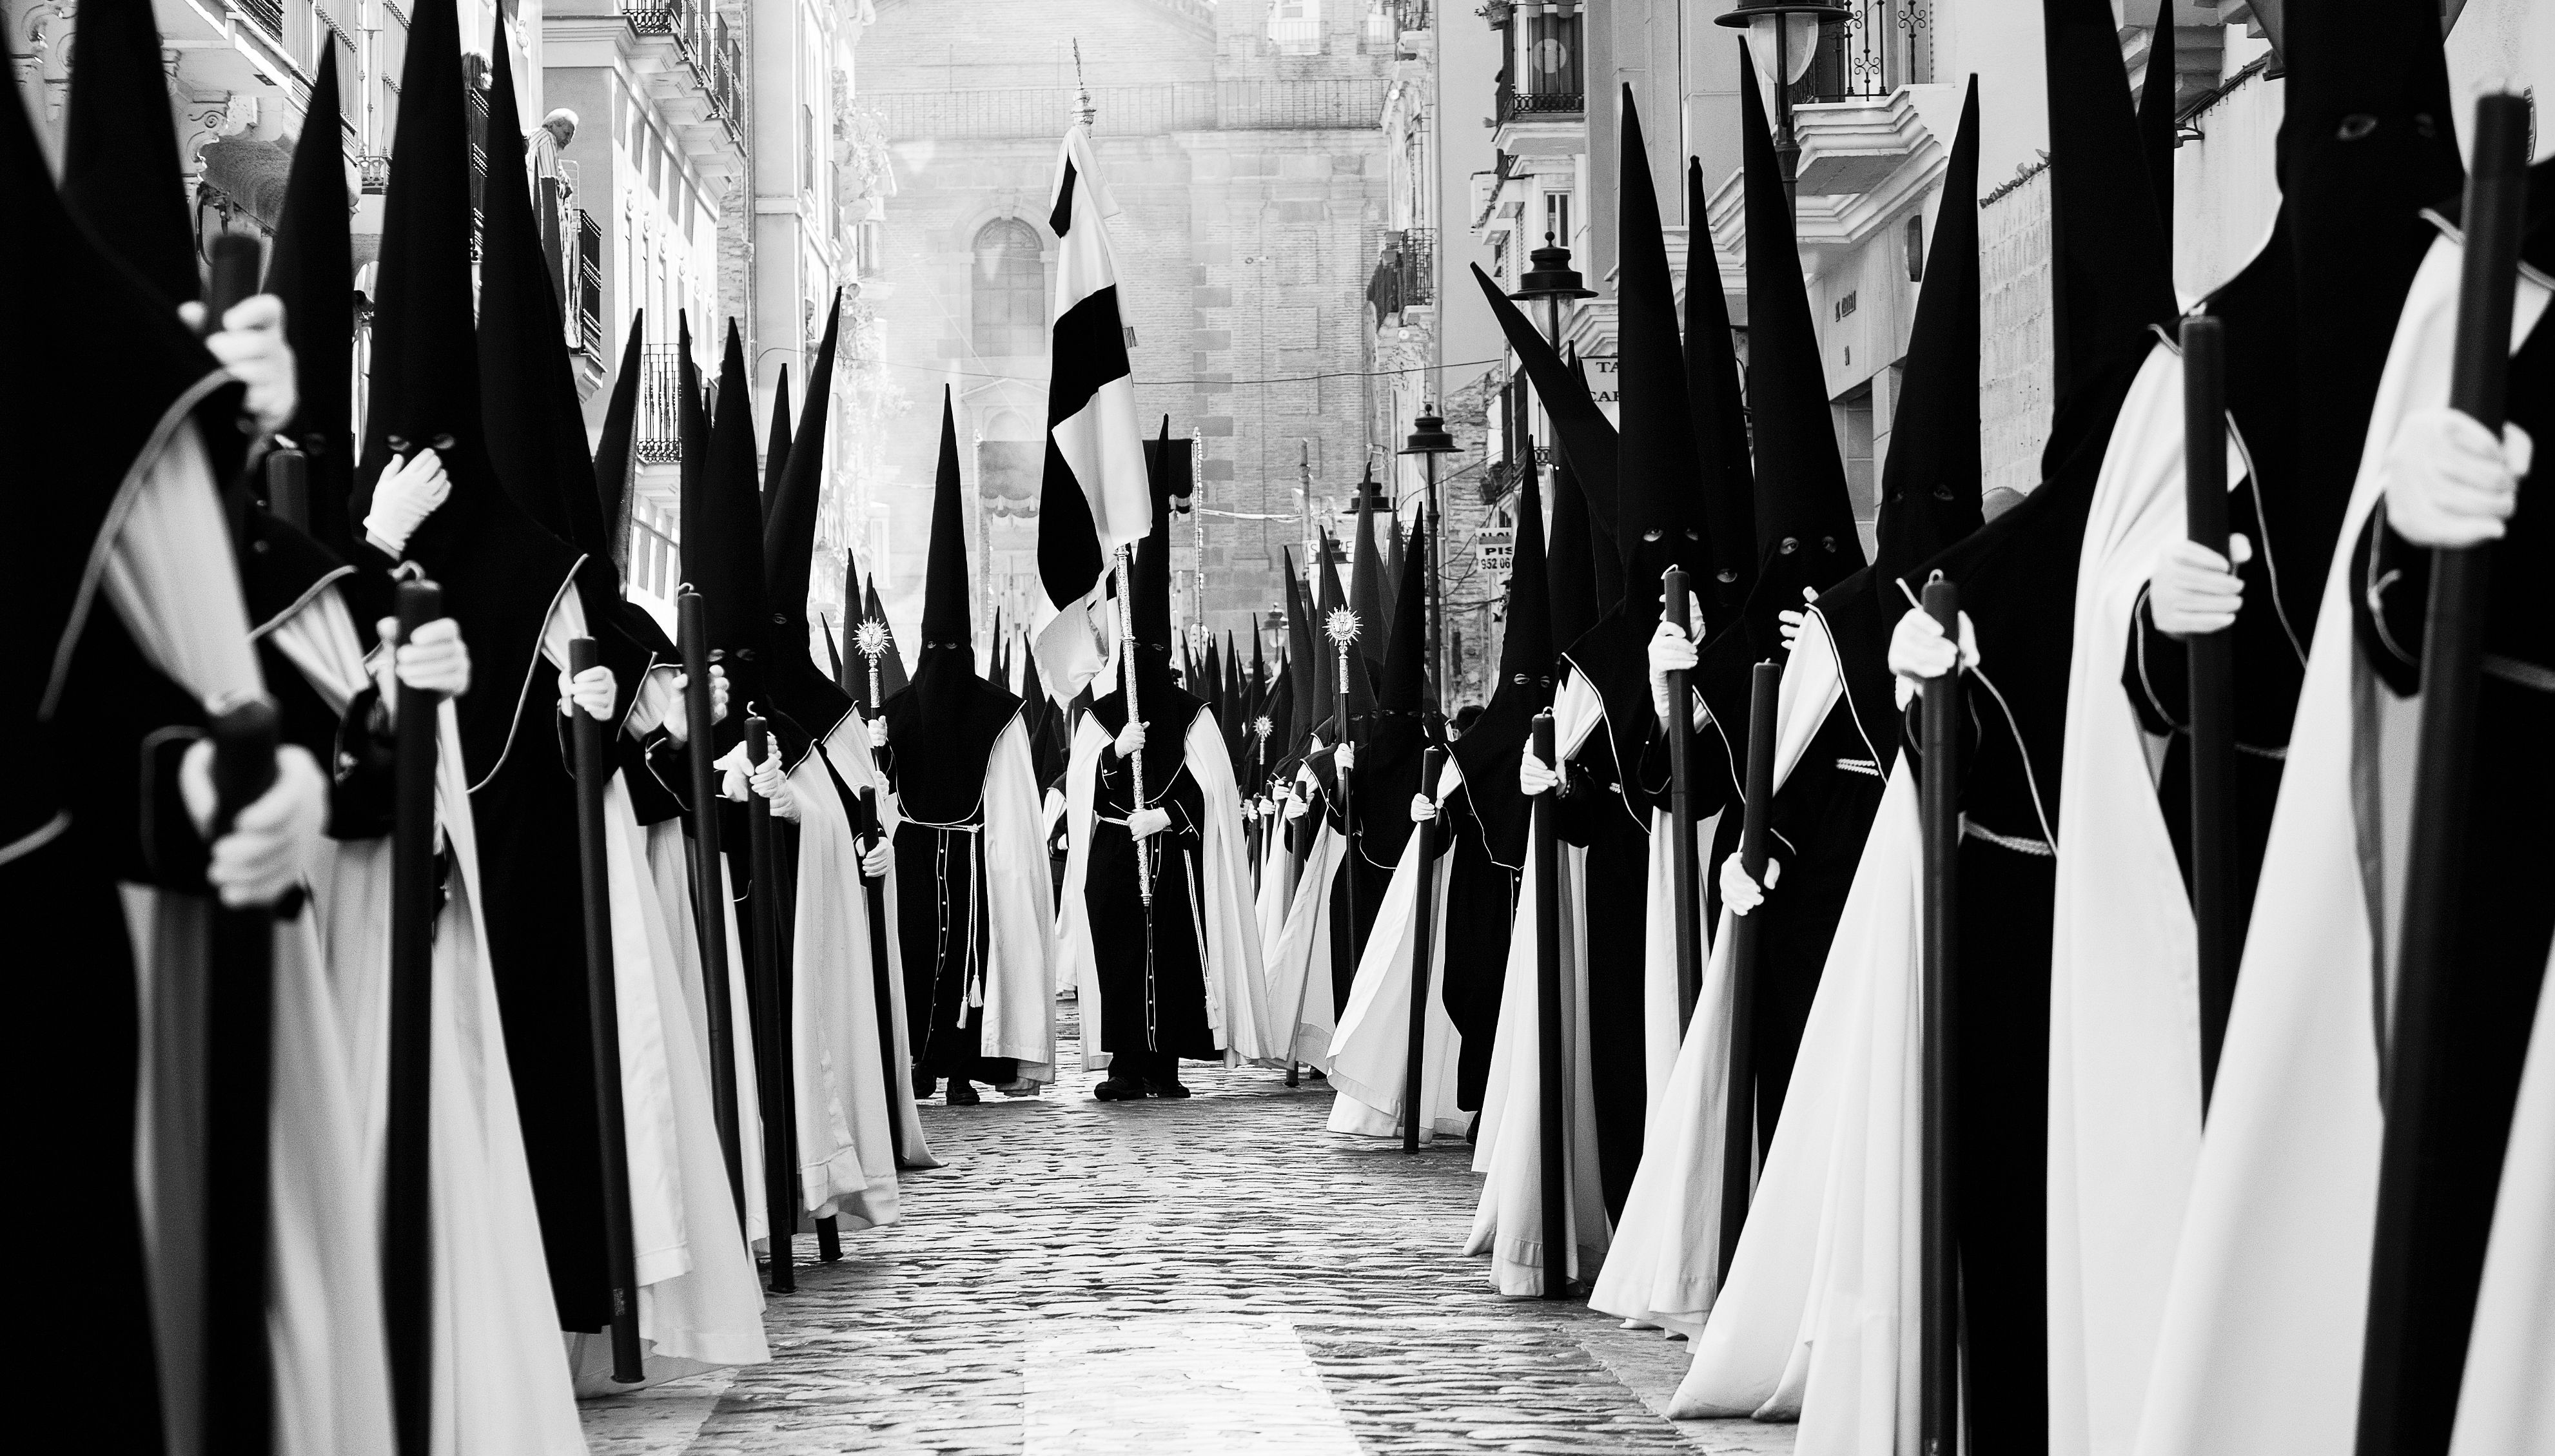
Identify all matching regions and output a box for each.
[1685,157,1757,617]
[1610,86,1714,616]
[685,322,807,761]
[1349,512,1436,880]
[764,367,794,510]
[1547,452,1603,661]
[60,0,198,305]
[761,295,854,762]
[594,319,647,581]
[264,45,360,557]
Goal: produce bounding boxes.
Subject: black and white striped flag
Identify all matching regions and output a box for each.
[1030,126,1151,701]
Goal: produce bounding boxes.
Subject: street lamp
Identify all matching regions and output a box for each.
[1399,408,1460,707]
[1511,231,1595,353]
[1714,0,1847,200]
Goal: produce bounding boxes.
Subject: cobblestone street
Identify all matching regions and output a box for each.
[582,1002,1797,1455]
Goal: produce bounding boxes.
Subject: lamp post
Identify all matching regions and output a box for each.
[1509,233,1594,570]
[1714,0,1847,201]
[1399,409,1459,704]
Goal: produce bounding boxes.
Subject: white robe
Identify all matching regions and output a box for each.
[2447,953,2555,1456]
[1261,812,1349,1074]
[812,712,938,1168]
[1056,706,1274,1068]
[268,587,585,1455]
[1461,670,1614,1293]
[2131,228,2551,1456]
[1324,755,1467,1140]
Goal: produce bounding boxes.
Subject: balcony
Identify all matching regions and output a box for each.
[620,0,748,179]
[1788,0,1933,107]
[634,344,689,465]
[1365,227,1437,327]
[575,211,606,365]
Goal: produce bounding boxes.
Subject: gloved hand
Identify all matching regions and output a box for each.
[182,295,297,436]
[1777,585,1821,654]
[1720,852,1783,917]
[363,447,451,558]
[1333,741,1356,773]
[1113,717,1146,760]
[1409,792,1437,823]
[371,615,471,723]
[181,742,329,908]
[869,714,890,746]
[1127,806,1171,840]
[749,748,799,821]
[715,742,751,801]
[1519,750,1560,797]
[1240,797,1259,822]
[663,663,729,744]
[2148,535,2255,637]
[860,835,894,878]
[558,663,616,722]
[1888,606,1980,706]
[2380,407,2532,547]
[1283,785,1311,822]
[1647,594,1703,729]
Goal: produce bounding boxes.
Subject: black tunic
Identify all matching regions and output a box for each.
[1083,701,1219,1067]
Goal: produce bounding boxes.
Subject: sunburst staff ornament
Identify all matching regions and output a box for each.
[854,614,891,713]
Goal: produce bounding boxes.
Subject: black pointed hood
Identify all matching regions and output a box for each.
[2137,38,2177,268]
[823,617,845,685]
[1351,465,1393,654]
[1685,155,1757,615]
[765,367,794,509]
[677,311,709,521]
[1736,40,1866,643]
[881,391,1024,822]
[61,0,197,304]
[2042,0,2176,414]
[761,293,852,754]
[1571,350,1629,612]
[1612,86,1712,612]
[1375,512,1431,717]
[594,316,646,579]
[478,13,606,558]
[1470,264,1620,541]
[682,322,787,755]
[865,576,910,698]
[1347,512,1437,867]
[1134,418,1191,657]
[1547,452,1601,655]
[362,0,598,780]
[1829,78,1986,748]
[1453,463,1553,866]
[1282,549,1322,753]
[266,46,358,555]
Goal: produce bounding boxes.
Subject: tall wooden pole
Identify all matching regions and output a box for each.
[2353,92,2532,1456]
[568,637,644,1381]
[1918,578,1964,1456]
[1661,567,1702,1029]
[854,786,906,1167]
[676,591,744,1221]
[1531,710,1567,1299]
[202,699,279,1456]
[384,581,442,1456]
[744,714,796,1293]
[2178,316,2237,1105]
[1403,743,1445,1152]
[1718,660,1781,1279]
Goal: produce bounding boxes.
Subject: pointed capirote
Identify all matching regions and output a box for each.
[865,576,912,699]
[1451,461,1554,857]
[1375,512,1432,717]
[1469,262,1620,541]
[681,322,781,753]
[61,0,197,303]
[1282,548,1321,753]
[477,12,608,556]
[1736,39,1867,633]
[919,388,976,657]
[765,367,794,512]
[1546,451,1601,655]
[760,293,851,750]
[1351,466,1393,660]
[2136,35,2177,271]
[1683,155,1757,615]
[1871,77,1985,584]
[592,316,647,579]
[2040,0,2176,413]
[1611,84,1713,613]
[1570,351,1629,613]
[264,46,358,553]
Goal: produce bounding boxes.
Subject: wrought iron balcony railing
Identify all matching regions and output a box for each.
[1497,88,1585,124]
[635,344,689,465]
[1790,0,1934,106]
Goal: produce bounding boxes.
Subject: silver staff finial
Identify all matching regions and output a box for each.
[1072,41,1095,130]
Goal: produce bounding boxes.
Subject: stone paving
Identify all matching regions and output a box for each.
[581,1000,1797,1455]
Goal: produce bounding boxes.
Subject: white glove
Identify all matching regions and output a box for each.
[1113,717,1146,759]
[665,665,729,744]
[1333,741,1356,773]
[749,749,799,821]
[860,837,894,878]
[1720,852,1783,917]
[1647,594,1704,729]
[2380,407,2532,548]
[182,295,296,436]
[181,743,329,908]
[1126,806,1171,840]
[1409,792,1437,823]
[1284,787,1311,822]
[715,742,751,801]
[1240,798,1260,822]
[2148,534,2255,637]
[363,447,451,558]
[371,615,471,724]
[558,663,616,722]
[869,715,890,746]
[1519,750,1560,797]
[1777,585,1820,654]
[1888,607,1980,706]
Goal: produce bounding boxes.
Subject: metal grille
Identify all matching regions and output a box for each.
[874,80,1391,141]
[576,212,605,359]
[636,344,689,465]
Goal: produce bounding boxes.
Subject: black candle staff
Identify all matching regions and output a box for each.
[2178,315,2238,1106]
[744,713,797,1292]
[568,636,644,1381]
[1918,576,1964,1456]
[1531,709,1567,1299]
[1662,566,1703,1031]
[676,590,745,1222]
[1718,659,1781,1281]
[385,579,442,1455]
[1403,743,1445,1153]
[202,697,280,1456]
[855,786,907,1167]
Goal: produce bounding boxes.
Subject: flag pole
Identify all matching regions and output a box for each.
[385,581,443,1456]
[2354,92,2532,1456]
[1112,546,1155,907]
[568,637,645,1382]
[1918,578,1963,1456]
[1719,659,1781,1281]
[2177,316,2237,1106]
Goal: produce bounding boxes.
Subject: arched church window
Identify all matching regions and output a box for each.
[970,218,1046,358]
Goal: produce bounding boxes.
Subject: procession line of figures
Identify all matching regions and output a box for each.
[12,1,2552,1455]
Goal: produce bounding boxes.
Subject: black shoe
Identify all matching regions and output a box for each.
[1093,1077,1147,1102]
[912,1069,935,1101]
[1142,1077,1191,1100]
[946,1079,981,1106]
